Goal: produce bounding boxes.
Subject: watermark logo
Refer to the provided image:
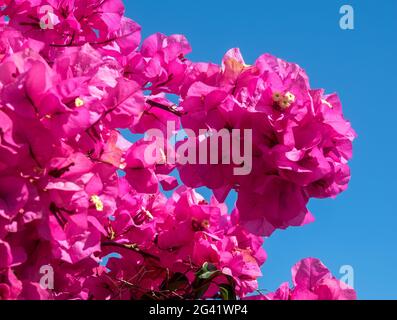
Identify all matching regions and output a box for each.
[339,264,354,289]
[144,121,253,176]
[39,5,56,30]
[39,265,54,290]
[339,5,354,30]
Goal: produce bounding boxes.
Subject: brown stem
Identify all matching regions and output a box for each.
[146,99,186,117]
[48,31,139,48]
[102,241,160,261]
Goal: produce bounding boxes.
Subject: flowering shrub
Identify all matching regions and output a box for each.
[249,258,357,300]
[0,0,356,300]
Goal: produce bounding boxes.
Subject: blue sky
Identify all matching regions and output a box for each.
[124,0,397,299]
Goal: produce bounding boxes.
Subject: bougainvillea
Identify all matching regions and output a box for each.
[250,258,357,300]
[0,0,356,300]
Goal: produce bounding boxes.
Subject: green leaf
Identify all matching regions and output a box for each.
[198,270,220,280]
[196,262,219,280]
[219,284,236,300]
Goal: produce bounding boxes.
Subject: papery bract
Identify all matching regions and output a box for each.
[257,258,357,300]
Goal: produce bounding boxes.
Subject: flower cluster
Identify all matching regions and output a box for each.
[250,258,356,300]
[0,0,356,300]
[179,48,356,236]
[91,186,266,300]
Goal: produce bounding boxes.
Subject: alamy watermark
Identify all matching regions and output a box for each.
[38,4,356,32]
[144,121,253,176]
[339,5,355,30]
[339,264,354,289]
[39,5,56,30]
[39,265,54,290]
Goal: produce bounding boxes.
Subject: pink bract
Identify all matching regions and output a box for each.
[254,258,357,300]
[179,48,356,236]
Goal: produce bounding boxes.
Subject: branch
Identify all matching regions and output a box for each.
[102,241,160,261]
[146,99,186,117]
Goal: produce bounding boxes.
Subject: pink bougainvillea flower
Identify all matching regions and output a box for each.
[0,240,12,268]
[124,133,177,195]
[236,175,314,236]
[179,48,356,236]
[256,258,357,300]
[140,33,192,95]
[3,0,128,49]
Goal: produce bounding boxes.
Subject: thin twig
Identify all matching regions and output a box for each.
[146,99,186,117]
[102,241,160,261]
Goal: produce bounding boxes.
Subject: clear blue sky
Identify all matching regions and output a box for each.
[124,0,397,299]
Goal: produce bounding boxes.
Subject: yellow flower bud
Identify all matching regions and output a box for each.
[75,97,85,108]
[91,195,104,212]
